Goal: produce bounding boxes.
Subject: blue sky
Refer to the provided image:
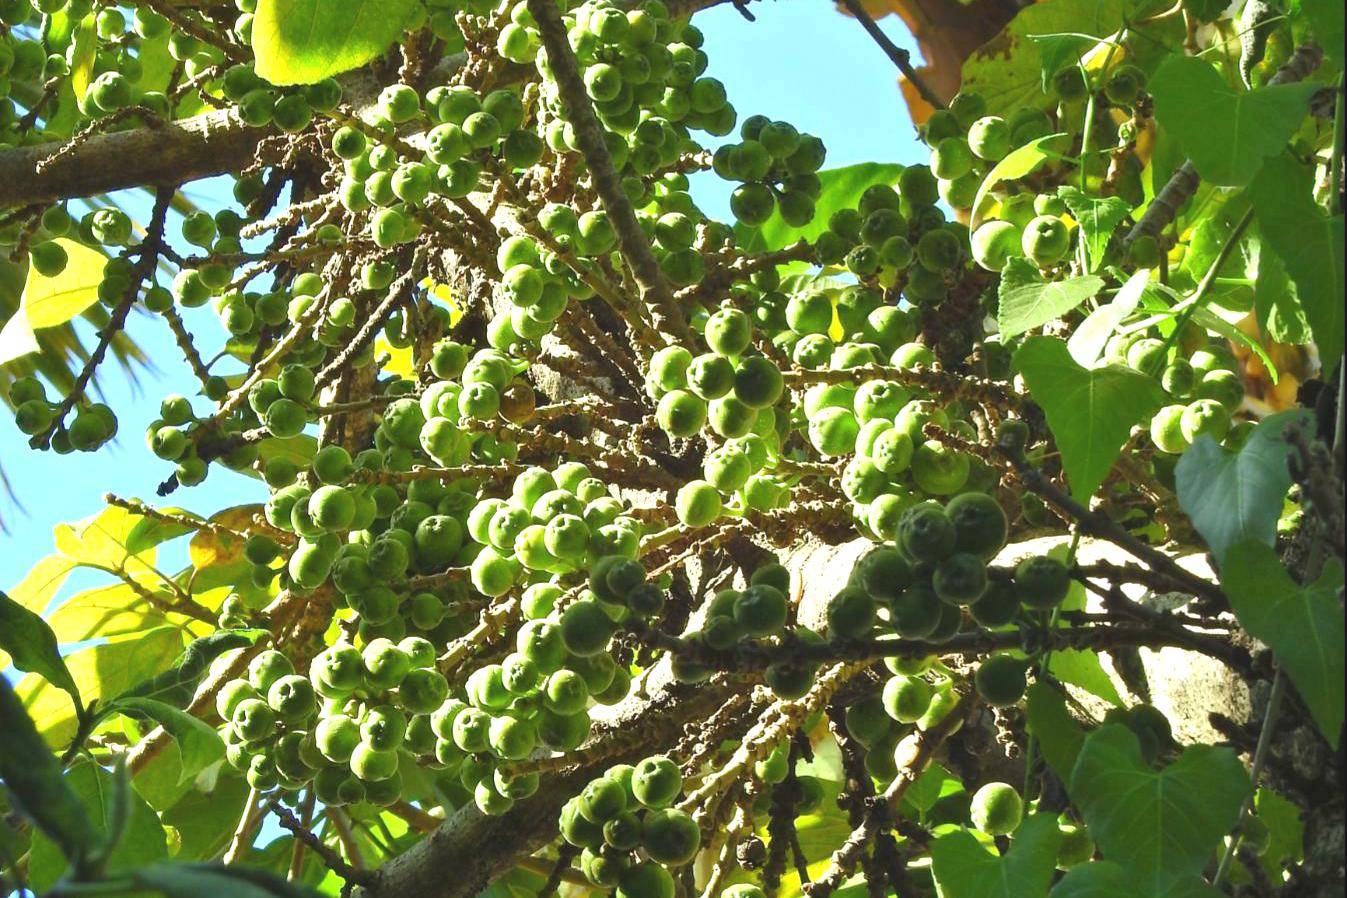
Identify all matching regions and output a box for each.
[0,2,925,594]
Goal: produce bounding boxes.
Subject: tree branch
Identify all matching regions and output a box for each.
[351,676,737,898]
[836,0,947,110]
[30,186,175,449]
[524,0,690,348]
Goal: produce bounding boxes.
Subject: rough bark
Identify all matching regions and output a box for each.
[352,670,739,898]
[0,109,268,208]
[0,0,736,210]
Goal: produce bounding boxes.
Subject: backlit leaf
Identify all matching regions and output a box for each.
[252,0,417,85]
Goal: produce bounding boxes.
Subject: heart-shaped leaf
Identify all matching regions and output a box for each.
[998,257,1105,339]
[931,814,1062,898]
[1058,187,1131,273]
[1069,725,1250,895]
[1055,864,1222,898]
[1221,542,1344,748]
[1175,409,1310,564]
[1149,56,1318,186]
[1051,861,1143,898]
[1015,336,1167,500]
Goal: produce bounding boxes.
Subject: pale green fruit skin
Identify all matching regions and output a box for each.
[1149,404,1189,454]
[1022,215,1070,267]
[971,220,1022,272]
[1179,398,1231,444]
[1057,822,1095,868]
[970,781,1023,836]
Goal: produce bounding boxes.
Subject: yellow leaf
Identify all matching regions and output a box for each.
[376,335,416,379]
[16,627,185,747]
[54,505,159,580]
[6,553,77,613]
[21,237,108,330]
[69,14,98,103]
[45,582,174,643]
[187,505,263,571]
[427,280,464,325]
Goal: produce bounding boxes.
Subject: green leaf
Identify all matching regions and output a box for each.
[1220,541,1344,747]
[111,697,227,783]
[0,678,100,872]
[1253,236,1312,346]
[0,589,81,716]
[133,863,311,898]
[1014,336,1167,500]
[972,133,1069,226]
[1058,187,1131,272]
[1051,861,1144,898]
[123,506,199,555]
[1069,725,1250,895]
[1068,270,1148,367]
[998,258,1105,339]
[931,814,1062,898]
[1301,0,1344,67]
[480,863,548,898]
[1249,154,1345,365]
[1174,409,1311,564]
[959,0,1125,115]
[252,0,417,85]
[1055,866,1225,898]
[1025,682,1085,779]
[27,758,168,893]
[1187,305,1280,383]
[735,163,904,253]
[1149,56,1318,187]
[1050,650,1123,707]
[69,14,98,103]
[1030,33,1098,92]
[1180,192,1254,284]
[1047,549,1123,706]
[15,626,185,747]
[0,238,108,364]
[160,773,251,860]
[1254,787,1304,875]
[903,761,961,815]
[120,630,263,708]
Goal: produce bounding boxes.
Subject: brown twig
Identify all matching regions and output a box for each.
[524,0,690,347]
[836,0,947,110]
[30,186,174,449]
[269,796,376,886]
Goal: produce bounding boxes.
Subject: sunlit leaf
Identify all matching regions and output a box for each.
[15,626,185,747]
[1149,57,1317,187]
[252,0,418,85]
